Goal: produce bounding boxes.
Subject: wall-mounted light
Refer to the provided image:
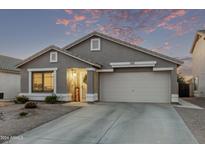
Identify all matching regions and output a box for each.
[73,72,77,77]
[73,72,77,79]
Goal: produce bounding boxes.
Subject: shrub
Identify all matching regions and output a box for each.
[19,112,28,117]
[45,94,58,104]
[15,95,29,104]
[24,101,37,109]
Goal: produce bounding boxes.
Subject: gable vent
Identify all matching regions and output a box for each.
[90,38,101,51]
[50,52,58,63]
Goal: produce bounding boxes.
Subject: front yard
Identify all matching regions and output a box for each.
[0,101,80,143]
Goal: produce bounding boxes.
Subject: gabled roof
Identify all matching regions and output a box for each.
[16,45,101,68]
[190,30,205,54]
[0,54,22,74]
[63,31,183,65]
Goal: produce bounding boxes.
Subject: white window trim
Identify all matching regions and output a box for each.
[50,52,58,63]
[19,93,72,101]
[90,38,101,51]
[153,67,174,71]
[96,69,114,72]
[27,68,57,94]
[110,61,157,68]
[86,68,96,71]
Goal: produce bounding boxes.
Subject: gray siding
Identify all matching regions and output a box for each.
[20,49,91,93]
[66,36,177,68]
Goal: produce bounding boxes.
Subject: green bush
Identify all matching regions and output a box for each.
[19,112,28,117]
[24,102,37,109]
[15,95,29,104]
[45,94,58,104]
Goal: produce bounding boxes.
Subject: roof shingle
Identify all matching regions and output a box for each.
[0,54,22,73]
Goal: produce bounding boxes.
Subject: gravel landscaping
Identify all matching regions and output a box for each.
[0,102,80,143]
[175,97,205,144]
[183,97,205,108]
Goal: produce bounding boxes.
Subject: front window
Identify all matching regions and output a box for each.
[32,72,54,92]
[194,76,199,91]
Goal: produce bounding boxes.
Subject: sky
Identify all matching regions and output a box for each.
[0,9,205,77]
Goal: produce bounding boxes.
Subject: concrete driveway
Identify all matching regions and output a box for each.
[8,103,197,144]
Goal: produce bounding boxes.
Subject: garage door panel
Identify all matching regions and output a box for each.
[100,72,170,103]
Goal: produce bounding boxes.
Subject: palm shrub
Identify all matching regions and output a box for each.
[24,101,38,109]
[15,95,29,104]
[45,94,58,104]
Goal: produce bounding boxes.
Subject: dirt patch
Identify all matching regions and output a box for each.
[175,107,205,143]
[0,103,80,143]
[0,102,13,107]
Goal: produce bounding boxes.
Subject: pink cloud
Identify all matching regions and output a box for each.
[97,24,143,45]
[74,15,86,21]
[152,41,172,53]
[64,9,73,15]
[56,18,70,26]
[142,10,187,33]
[158,10,186,27]
[157,10,186,27]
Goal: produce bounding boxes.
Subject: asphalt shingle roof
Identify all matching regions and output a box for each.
[0,54,22,73]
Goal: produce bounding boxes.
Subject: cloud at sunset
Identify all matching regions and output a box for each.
[64,9,73,15]
[56,18,70,26]
[1,9,204,78]
[74,15,86,21]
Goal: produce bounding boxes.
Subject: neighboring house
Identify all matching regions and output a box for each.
[16,32,183,103]
[190,30,205,97]
[0,54,21,100]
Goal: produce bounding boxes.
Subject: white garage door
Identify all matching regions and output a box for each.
[100,72,170,103]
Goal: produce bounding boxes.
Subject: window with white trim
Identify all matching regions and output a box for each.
[32,71,54,92]
[90,38,101,51]
[50,52,58,62]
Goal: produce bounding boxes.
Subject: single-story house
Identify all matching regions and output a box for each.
[16,32,183,103]
[0,54,21,100]
[190,30,205,97]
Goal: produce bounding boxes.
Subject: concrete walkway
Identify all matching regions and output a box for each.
[8,103,197,144]
[173,99,203,110]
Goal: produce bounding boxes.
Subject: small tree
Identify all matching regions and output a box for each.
[177,73,186,84]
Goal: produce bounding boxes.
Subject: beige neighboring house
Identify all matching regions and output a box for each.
[191,30,205,97]
[0,54,21,100]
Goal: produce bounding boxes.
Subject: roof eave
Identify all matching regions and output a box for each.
[190,31,205,54]
[16,45,101,68]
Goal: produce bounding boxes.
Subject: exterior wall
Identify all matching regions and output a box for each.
[94,72,98,93]
[19,49,92,101]
[86,69,98,102]
[0,72,20,100]
[66,37,177,69]
[192,35,205,97]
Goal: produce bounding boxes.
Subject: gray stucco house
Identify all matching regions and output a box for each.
[17,32,183,103]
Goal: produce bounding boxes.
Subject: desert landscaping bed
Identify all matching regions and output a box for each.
[182,97,205,108]
[175,101,205,144]
[0,102,80,143]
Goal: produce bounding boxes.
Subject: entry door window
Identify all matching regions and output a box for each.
[32,72,54,92]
